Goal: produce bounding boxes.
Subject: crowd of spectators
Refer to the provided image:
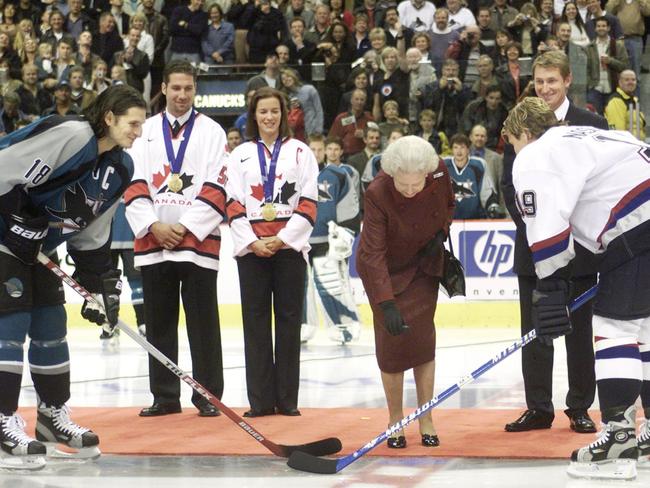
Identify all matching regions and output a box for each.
[0,0,647,218]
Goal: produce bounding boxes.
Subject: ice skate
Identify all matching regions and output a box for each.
[327,322,360,344]
[100,325,120,351]
[300,323,317,344]
[567,405,638,480]
[36,403,101,460]
[0,413,46,471]
[639,417,650,468]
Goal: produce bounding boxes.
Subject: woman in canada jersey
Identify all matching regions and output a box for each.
[226,87,318,418]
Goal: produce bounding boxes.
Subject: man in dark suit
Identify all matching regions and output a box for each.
[502,50,608,435]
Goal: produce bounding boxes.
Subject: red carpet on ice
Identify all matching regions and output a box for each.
[19,408,601,458]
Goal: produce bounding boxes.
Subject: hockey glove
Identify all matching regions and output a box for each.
[379,300,409,336]
[486,204,505,219]
[3,213,49,265]
[422,230,446,257]
[80,269,122,328]
[532,278,571,346]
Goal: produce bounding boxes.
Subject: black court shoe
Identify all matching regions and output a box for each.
[421,433,440,447]
[139,402,182,417]
[505,409,554,432]
[197,403,221,417]
[387,435,407,449]
[276,407,301,416]
[243,408,275,418]
[566,410,597,433]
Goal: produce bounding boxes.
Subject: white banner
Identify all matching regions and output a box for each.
[61,220,520,304]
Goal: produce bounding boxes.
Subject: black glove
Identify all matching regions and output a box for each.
[379,300,409,336]
[3,213,48,264]
[532,278,571,346]
[80,269,122,328]
[486,204,505,219]
[422,230,446,257]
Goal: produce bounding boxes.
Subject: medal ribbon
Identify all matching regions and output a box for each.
[257,137,282,203]
[162,110,196,175]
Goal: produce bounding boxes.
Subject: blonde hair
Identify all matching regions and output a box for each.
[502,97,559,140]
[380,46,399,61]
[382,99,399,112]
[130,12,148,32]
[38,42,52,58]
[381,135,439,176]
[369,27,386,42]
[532,50,571,79]
[14,19,35,56]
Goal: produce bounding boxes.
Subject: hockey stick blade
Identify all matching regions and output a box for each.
[38,253,342,458]
[287,284,598,473]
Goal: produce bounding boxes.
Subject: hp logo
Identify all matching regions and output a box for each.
[459,230,516,277]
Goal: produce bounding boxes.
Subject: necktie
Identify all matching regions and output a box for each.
[171,120,181,137]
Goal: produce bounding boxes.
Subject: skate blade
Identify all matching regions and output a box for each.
[0,454,46,471]
[638,455,650,469]
[567,458,637,480]
[44,443,101,461]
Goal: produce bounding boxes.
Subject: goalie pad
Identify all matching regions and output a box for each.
[312,255,360,342]
[327,222,355,261]
[301,262,319,343]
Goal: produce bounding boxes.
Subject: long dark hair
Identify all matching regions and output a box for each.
[245,87,291,141]
[82,85,146,139]
[560,1,586,33]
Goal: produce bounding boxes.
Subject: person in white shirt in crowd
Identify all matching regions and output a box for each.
[397,0,436,33]
[446,0,477,31]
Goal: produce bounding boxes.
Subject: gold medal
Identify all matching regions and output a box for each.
[261,203,277,222]
[168,173,182,193]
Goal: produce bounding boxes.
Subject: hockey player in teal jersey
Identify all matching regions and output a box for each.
[0,85,146,470]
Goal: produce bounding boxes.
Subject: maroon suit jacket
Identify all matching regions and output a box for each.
[356,167,455,305]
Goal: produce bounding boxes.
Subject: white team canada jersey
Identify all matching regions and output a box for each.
[225,138,318,258]
[513,126,650,279]
[125,111,228,271]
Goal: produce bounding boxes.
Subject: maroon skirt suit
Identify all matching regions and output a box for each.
[356,168,455,373]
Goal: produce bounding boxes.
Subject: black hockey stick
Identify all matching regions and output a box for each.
[287,284,598,473]
[38,252,342,458]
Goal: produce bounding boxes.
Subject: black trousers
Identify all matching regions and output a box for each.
[141,261,223,407]
[518,274,596,414]
[237,249,306,412]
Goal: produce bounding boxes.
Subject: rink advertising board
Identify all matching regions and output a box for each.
[61,220,518,305]
[349,220,518,302]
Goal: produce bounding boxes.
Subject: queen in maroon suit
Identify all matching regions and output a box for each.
[356,135,455,449]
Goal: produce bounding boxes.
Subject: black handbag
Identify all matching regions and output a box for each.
[440,235,466,298]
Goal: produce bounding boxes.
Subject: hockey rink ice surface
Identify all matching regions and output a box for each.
[5,325,650,488]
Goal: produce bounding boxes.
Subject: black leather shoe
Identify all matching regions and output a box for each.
[197,403,221,417]
[566,410,596,433]
[243,408,275,418]
[139,402,182,417]
[387,435,407,449]
[421,433,440,447]
[505,409,554,432]
[276,407,301,416]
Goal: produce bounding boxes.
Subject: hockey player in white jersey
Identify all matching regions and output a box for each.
[503,97,650,480]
